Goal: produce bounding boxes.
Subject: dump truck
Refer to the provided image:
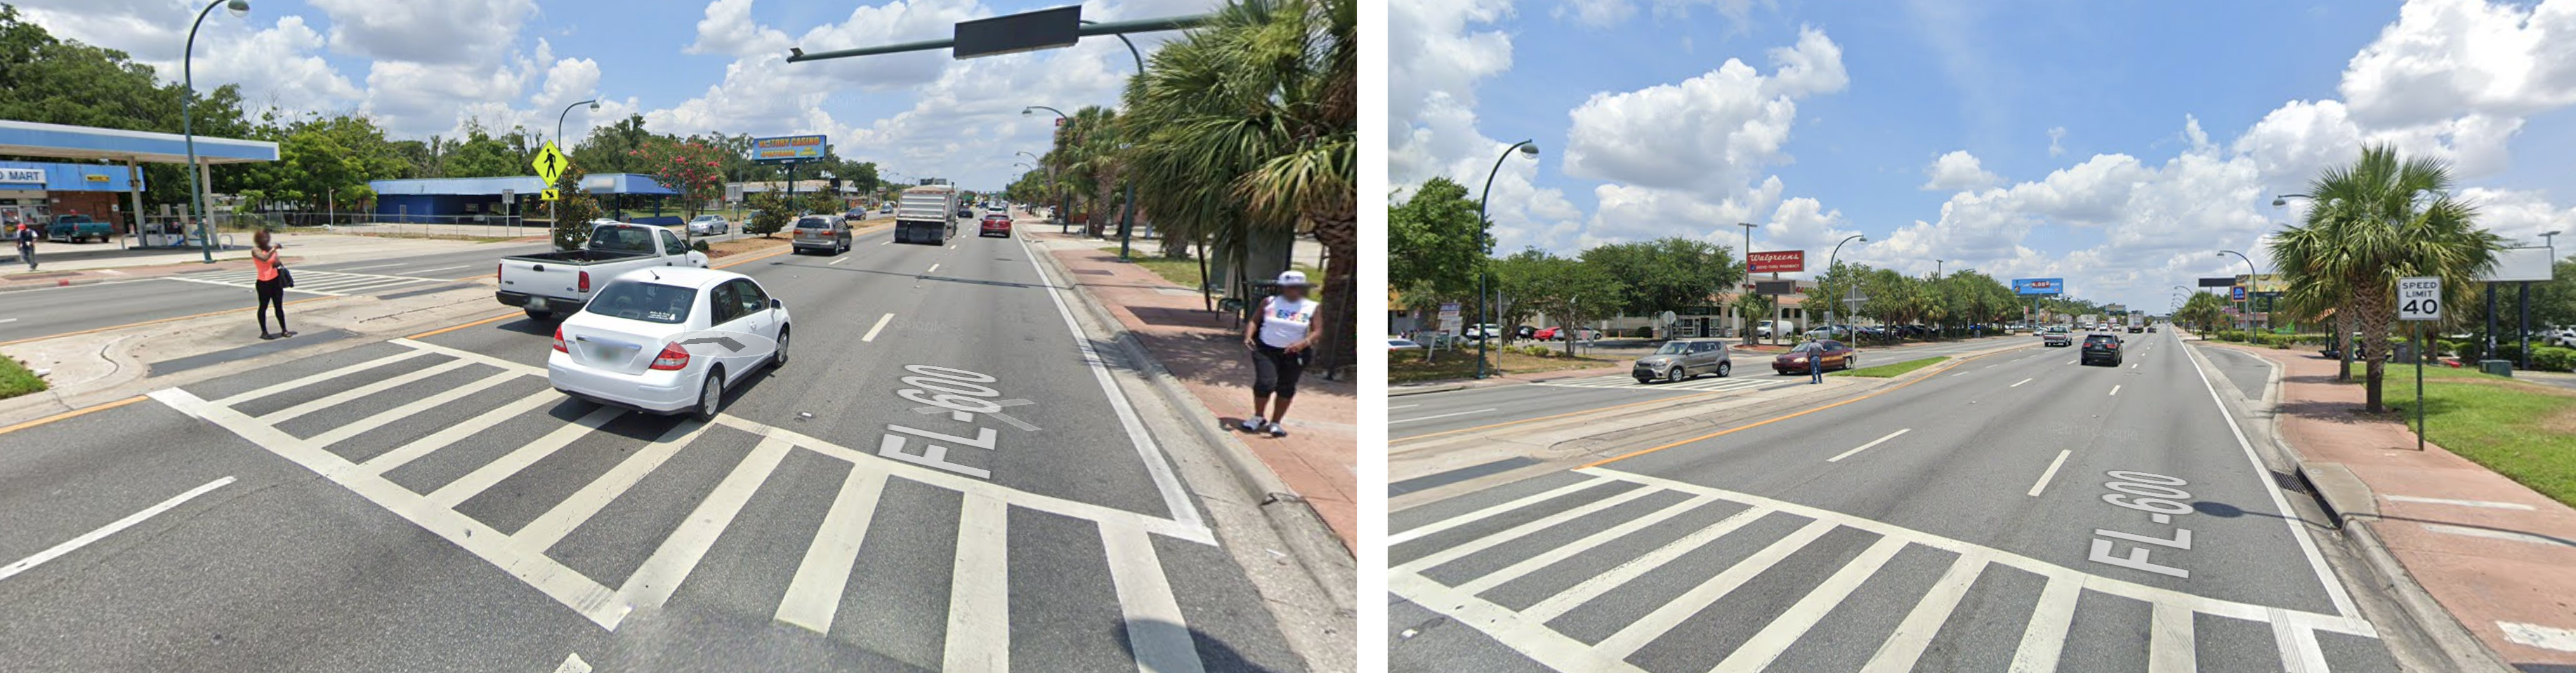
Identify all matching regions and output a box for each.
[895,185,959,245]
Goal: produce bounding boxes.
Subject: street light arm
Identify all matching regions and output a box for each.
[181,0,242,264]
[1474,140,1538,379]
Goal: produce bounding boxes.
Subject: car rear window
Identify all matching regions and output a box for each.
[2086,335,2118,343]
[796,217,834,229]
[591,227,653,253]
[581,281,696,324]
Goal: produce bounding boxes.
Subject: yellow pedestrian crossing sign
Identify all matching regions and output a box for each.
[540,188,560,201]
[532,141,570,182]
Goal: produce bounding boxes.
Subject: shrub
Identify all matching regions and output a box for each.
[2533,346,2576,373]
[690,239,711,253]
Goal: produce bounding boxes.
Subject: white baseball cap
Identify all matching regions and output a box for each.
[1276,270,1311,286]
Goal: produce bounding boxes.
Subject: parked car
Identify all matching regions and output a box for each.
[1535,326,1600,342]
[498,222,711,320]
[2080,334,2124,366]
[45,214,112,244]
[980,213,1013,237]
[548,267,789,420]
[685,215,730,236]
[1388,337,1424,352]
[790,215,852,255]
[1634,339,1733,383]
[1773,340,1856,375]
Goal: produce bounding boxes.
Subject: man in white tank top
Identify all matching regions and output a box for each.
[1240,271,1321,437]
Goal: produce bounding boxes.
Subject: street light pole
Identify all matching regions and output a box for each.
[1082,19,1148,263]
[1473,140,1539,379]
[550,98,599,229]
[1825,234,1865,337]
[1739,222,1757,345]
[1022,107,1071,234]
[181,0,249,263]
[2219,250,2261,343]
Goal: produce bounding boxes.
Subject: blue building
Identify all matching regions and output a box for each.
[0,119,278,230]
[369,173,680,223]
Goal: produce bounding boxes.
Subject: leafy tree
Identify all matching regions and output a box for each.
[1577,236,1742,319]
[1389,178,1485,304]
[744,192,791,238]
[1505,251,1626,357]
[2269,145,2504,411]
[445,119,535,178]
[629,138,727,220]
[548,159,600,251]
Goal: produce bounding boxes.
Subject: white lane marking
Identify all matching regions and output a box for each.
[861,312,895,342]
[1827,428,1912,462]
[2109,385,2122,397]
[1452,494,1720,597]
[1518,505,1766,623]
[829,255,851,265]
[880,239,889,245]
[1391,404,1419,410]
[2150,602,2197,673]
[0,476,236,582]
[2501,622,2576,652]
[2131,363,2140,369]
[2009,574,2082,672]
[925,263,940,274]
[305,371,520,447]
[260,358,478,423]
[1104,524,1209,673]
[1010,233,1202,531]
[2421,523,2575,547]
[1393,476,1610,547]
[1393,487,1663,574]
[774,468,890,633]
[514,420,713,552]
[216,349,436,406]
[0,318,18,324]
[2181,337,2362,618]
[614,436,794,618]
[2385,495,2537,510]
[944,491,1009,672]
[1858,549,1990,673]
[1597,519,1837,658]
[424,405,625,507]
[552,653,592,673]
[949,244,958,250]
[355,389,559,475]
[2011,378,2034,387]
[1711,535,1908,672]
[2029,450,2072,497]
[2067,359,2077,365]
[1391,408,1498,425]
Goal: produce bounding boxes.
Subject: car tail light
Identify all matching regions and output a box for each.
[495,263,502,281]
[578,270,591,293]
[648,342,691,371]
[552,326,567,353]
[2109,343,2120,349]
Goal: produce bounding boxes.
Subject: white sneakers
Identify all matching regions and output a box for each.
[1240,416,1267,432]
[1266,422,1287,437]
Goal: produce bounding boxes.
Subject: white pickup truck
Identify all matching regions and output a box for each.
[497,221,709,319]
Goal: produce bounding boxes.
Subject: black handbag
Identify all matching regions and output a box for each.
[275,262,294,288]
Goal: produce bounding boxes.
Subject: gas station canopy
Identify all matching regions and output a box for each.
[0,119,277,165]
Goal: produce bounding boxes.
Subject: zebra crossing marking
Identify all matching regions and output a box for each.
[150,339,1220,672]
[165,268,453,297]
[1390,466,2382,672]
[1530,373,1797,394]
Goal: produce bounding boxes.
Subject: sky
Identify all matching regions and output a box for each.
[13,0,1221,193]
[1391,0,2576,314]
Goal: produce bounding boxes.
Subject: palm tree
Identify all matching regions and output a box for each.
[1122,0,1356,376]
[2270,145,2504,411]
[1046,105,1122,237]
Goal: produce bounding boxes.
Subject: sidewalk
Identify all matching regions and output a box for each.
[0,232,538,292]
[1034,232,1357,552]
[2218,342,2576,669]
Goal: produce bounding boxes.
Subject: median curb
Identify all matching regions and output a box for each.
[2188,341,2519,672]
[1019,235,1357,616]
[1388,382,1466,397]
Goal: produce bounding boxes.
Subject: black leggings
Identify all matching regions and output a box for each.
[256,278,287,333]
[1252,344,1308,398]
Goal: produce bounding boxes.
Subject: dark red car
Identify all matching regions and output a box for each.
[980,213,1013,237]
[1773,339,1857,375]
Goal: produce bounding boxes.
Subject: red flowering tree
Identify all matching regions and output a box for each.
[628,138,728,220]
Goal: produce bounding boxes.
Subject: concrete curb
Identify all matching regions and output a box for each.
[1022,237,1357,613]
[2193,341,2516,673]
[1388,383,1465,397]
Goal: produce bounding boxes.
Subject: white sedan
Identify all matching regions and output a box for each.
[548,267,790,420]
[686,215,730,235]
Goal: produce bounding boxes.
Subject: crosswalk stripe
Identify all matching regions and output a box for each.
[355,389,559,475]
[260,358,478,423]
[1858,549,1990,673]
[944,491,1011,672]
[515,420,712,552]
[1389,571,1650,673]
[1597,519,1837,658]
[1452,494,1721,597]
[1713,535,1910,672]
[1393,486,1662,575]
[306,371,522,447]
[215,349,435,406]
[425,405,624,507]
[2009,574,2082,672]
[2150,601,2197,673]
[1520,505,1766,623]
[611,435,794,625]
[1105,523,1208,673]
[1390,476,1611,547]
[774,467,891,634]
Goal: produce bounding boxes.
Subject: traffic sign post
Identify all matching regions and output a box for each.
[533,141,571,232]
[2398,276,2440,451]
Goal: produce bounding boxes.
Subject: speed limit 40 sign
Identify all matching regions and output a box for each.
[2398,276,2441,321]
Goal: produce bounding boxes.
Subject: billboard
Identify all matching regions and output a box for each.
[751,135,828,164]
[2011,278,2065,295]
[1748,251,1805,274]
[2478,246,2556,283]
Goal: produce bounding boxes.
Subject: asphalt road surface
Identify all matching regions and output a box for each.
[1388,328,2407,672]
[1391,337,2032,440]
[0,223,1310,672]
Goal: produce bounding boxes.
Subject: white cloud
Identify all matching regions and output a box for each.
[2046,126,2067,156]
[1561,26,1842,191]
[1921,150,2002,191]
[307,0,539,67]
[2339,0,2576,127]
[1553,0,1762,29]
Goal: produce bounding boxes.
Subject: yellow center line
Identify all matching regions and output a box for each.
[0,395,149,437]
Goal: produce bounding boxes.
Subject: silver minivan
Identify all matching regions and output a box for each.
[790,215,851,255]
[1633,338,1732,383]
